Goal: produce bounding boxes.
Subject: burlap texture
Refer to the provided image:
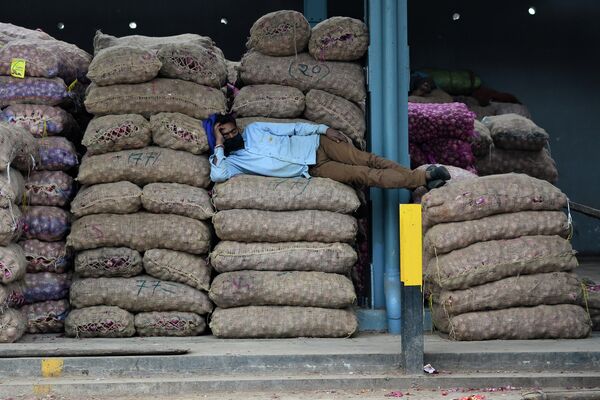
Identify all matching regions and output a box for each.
[210,306,357,338]
[22,299,69,334]
[476,147,558,184]
[246,10,310,56]
[93,31,214,54]
[135,311,206,337]
[70,275,213,314]
[304,89,365,145]
[157,43,227,88]
[25,171,74,207]
[210,271,355,308]
[210,241,356,274]
[426,235,577,290]
[0,122,36,172]
[141,183,214,221]
[0,168,24,208]
[308,17,369,61]
[239,52,366,103]
[22,272,71,304]
[232,85,305,118]
[75,247,143,278]
[0,22,54,45]
[87,46,162,86]
[213,209,357,243]
[77,147,210,188]
[432,304,591,341]
[22,206,71,242]
[424,211,570,256]
[422,173,567,226]
[68,213,211,255]
[143,249,211,291]
[212,175,359,213]
[65,306,135,338]
[236,117,314,132]
[0,76,68,107]
[471,119,493,157]
[84,79,226,119]
[71,181,142,217]
[0,308,27,343]
[149,113,209,155]
[21,239,70,274]
[483,113,549,151]
[82,115,152,155]
[0,244,27,284]
[0,207,23,246]
[432,272,582,316]
[0,104,77,137]
[587,290,600,309]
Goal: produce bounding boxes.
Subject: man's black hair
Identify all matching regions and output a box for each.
[215,113,237,126]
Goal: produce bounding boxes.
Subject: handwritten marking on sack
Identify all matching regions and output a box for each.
[230,276,251,291]
[127,151,161,167]
[10,58,26,78]
[289,61,330,83]
[136,279,177,296]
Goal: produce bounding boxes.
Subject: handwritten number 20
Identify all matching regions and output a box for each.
[298,64,322,77]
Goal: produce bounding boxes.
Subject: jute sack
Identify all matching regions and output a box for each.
[308,17,369,61]
[0,104,77,137]
[210,241,357,274]
[213,209,357,243]
[0,122,36,172]
[482,113,549,151]
[157,43,227,88]
[0,22,54,44]
[21,299,69,334]
[82,115,151,155]
[75,247,143,278]
[93,31,214,54]
[21,239,70,274]
[135,311,206,337]
[210,271,356,308]
[210,306,357,338]
[68,213,211,255]
[25,171,74,207]
[586,290,600,309]
[232,85,305,118]
[71,181,142,217]
[0,76,68,107]
[432,272,582,316]
[476,147,558,184]
[212,175,359,213]
[426,235,577,290]
[236,117,314,132]
[143,249,211,291]
[304,89,365,146]
[421,173,567,226]
[141,183,214,221]
[0,168,24,208]
[65,306,135,338]
[0,244,27,284]
[246,10,310,56]
[0,308,27,343]
[432,304,591,341]
[77,147,211,188]
[239,52,366,103]
[87,46,162,86]
[424,211,570,256]
[70,276,213,314]
[149,113,209,155]
[84,79,226,119]
[471,119,493,157]
[0,207,23,246]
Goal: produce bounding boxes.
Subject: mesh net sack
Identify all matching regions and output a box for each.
[210,271,356,309]
[476,147,558,184]
[0,308,27,343]
[408,102,476,144]
[141,183,214,221]
[421,173,567,226]
[304,89,365,146]
[21,299,70,334]
[149,113,209,155]
[309,17,369,61]
[213,209,357,243]
[93,31,214,54]
[71,181,142,217]
[65,305,135,338]
[471,119,493,157]
[22,206,71,242]
[210,306,357,338]
[0,104,77,137]
[0,76,68,107]
[0,122,36,172]
[232,84,305,118]
[239,52,366,103]
[75,247,143,278]
[21,239,71,274]
[157,43,227,88]
[35,136,78,171]
[212,175,359,213]
[82,114,152,155]
[0,207,23,246]
[77,147,210,188]
[246,10,310,56]
[70,275,213,314]
[210,241,356,274]
[87,45,162,86]
[25,171,74,207]
[0,168,24,208]
[68,212,211,255]
[0,280,25,309]
[236,117,314,132]
[482,113,549,151]
[426,235,577,290]
[143,249,211,291]
[23,272,71,304]
[84,78,226,119]
[135,311,206,337]
[0,243,27,284]
[417,138,476,171]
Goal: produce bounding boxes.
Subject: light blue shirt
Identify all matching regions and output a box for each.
[209,122,329,182]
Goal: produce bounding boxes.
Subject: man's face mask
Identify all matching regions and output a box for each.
[224,132,245,155]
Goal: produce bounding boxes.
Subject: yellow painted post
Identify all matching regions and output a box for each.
[400,204,422,288]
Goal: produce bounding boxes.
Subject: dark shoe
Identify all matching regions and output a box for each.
[426,165,451,181]
[426,179,446,190]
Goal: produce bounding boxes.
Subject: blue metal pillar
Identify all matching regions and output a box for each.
[397,0,411,202]
[304,0,327,27]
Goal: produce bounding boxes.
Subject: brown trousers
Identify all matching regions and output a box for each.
[309,136,426,189]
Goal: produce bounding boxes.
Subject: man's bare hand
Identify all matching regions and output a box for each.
[214,123,224,146]
[325,128,347,143]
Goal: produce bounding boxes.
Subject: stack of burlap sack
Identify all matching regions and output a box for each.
[235,11,368,148]
[209,175,359,338]
[64,32,225,338]
[423,173,591,340]
[583,283,600,331]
